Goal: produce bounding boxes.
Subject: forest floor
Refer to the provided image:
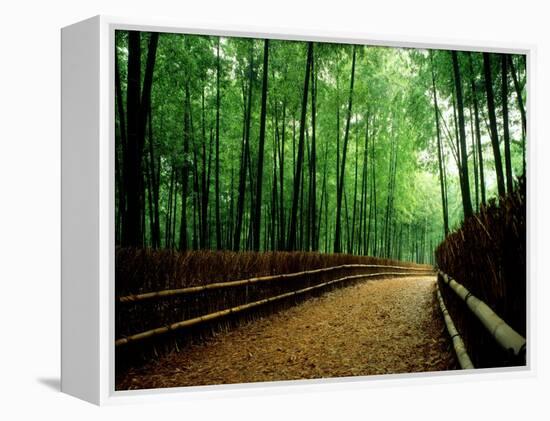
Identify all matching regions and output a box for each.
[117,275,457,390]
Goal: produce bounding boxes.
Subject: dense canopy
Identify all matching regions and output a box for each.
[115,30,526,264]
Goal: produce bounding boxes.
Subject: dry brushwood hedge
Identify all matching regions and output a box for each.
[435,176,526,368]
[115,249,430,367]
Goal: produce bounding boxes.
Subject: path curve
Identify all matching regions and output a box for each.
[118,276,456,390]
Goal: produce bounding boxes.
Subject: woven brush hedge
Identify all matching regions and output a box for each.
[115,249,429,369]
[435,176,526,368]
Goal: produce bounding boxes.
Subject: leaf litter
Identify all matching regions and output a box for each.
[117,276,457,390]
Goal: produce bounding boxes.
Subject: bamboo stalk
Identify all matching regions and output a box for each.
[119,264,434,303]
[436,283,474,369]
[439,271,526,357]
[116,271,433,346]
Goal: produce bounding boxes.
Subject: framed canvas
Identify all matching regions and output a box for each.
[61,15,532,405]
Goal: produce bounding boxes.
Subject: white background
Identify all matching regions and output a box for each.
[0,0,548,419]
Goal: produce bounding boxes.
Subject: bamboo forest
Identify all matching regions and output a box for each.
[115,30,527,389]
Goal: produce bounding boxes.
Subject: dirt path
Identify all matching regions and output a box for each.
[118,276,456,390]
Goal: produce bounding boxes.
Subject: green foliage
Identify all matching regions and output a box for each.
[115,30,526,264]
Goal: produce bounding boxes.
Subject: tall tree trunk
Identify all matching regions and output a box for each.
[361,112,369,254]
[179,86,191,251]
[343,187,350,252]
[350,118,359,254]
[430,52,449,236]
[278,102,286,249]
[309,45,318,251]
[147,109,160,248]
[501,54,514,192]
[140,33,159,243]
[451,51,474,219]
[508,55,527,175]
[271,110,279,251]
[233,45,254,251]
[324,172,329,253]
[317,137,329,251]
[191,108,200,250]
[468,53,486,206]
[215,38,222,250]
[508,55,527,135]
[371,118,378,256]
[358,113,368,255]
[122,31,159,247]
[123,31,142,247]
[199,88,210,249]
[206,126,214,248]
[165,165,174,247]
[300,137,307,250]
[138,33,159,144]
[384,126,398,257]
[227,166,235,248]
[288,42,313,250]
[451,86,461,168]
[483,52,506,198]
[334,45,356,253]
[144,148,153,245]
[469,102,479,211]
[171,174,178,248]
[115,51,127,244]
[252,39,270,251]
[334,64,341,252]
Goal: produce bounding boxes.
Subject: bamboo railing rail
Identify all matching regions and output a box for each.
[438,271,526,358]
[119,264,434,303]
[436,284,474,369]
[116,270,433,346]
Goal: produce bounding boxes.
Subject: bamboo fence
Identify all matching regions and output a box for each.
[438,271,526,358]
[117,268,434,346]
[436,283,474,369]
[119,264,432,303]
[115,248,432,297]
[435,176,526,367]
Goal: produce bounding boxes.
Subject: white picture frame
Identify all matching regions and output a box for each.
[61,15,534,405]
